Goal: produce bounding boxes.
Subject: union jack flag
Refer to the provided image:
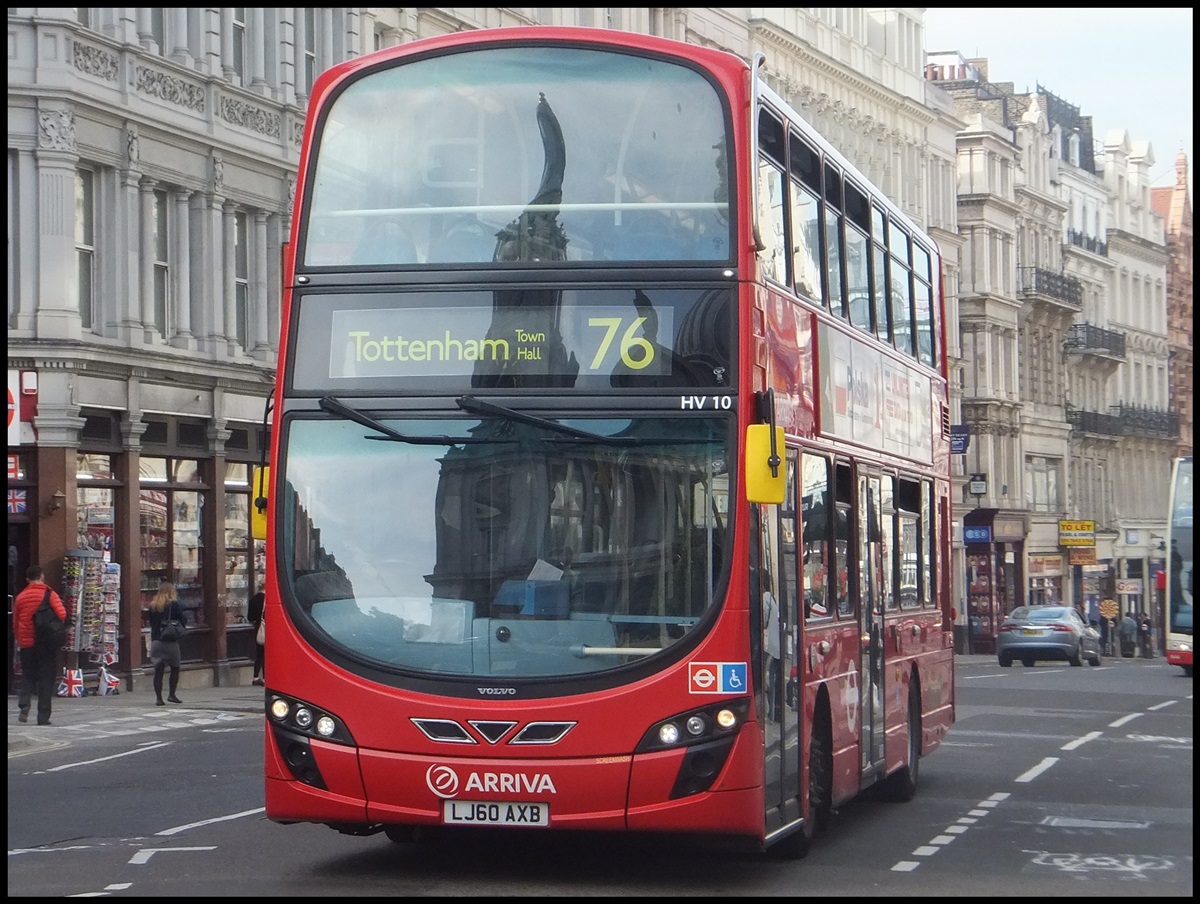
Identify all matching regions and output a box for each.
[7,488,26,514]
[57,668,85,698]
[97,667,121,696]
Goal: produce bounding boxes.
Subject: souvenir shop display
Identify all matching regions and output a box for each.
[59,548,122,697]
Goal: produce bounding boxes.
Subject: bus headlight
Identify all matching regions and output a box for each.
[637,699,750,753]
[266,693,355,746]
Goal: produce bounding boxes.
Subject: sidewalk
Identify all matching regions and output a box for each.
[8,681,265,753]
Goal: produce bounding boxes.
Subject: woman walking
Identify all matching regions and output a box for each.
[248,583,265,686]
[147,580,186,705]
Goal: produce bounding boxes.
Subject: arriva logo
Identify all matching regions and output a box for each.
[477,687,517,696]
[425,764,558,798]
[426,764,460,799]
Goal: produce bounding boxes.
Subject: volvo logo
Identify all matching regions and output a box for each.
[477,686,517,696]
[426,764,460,799]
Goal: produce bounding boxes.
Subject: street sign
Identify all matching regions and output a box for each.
[950,425,970,455]
[1099,599,1119,619]
[968,473,987,496]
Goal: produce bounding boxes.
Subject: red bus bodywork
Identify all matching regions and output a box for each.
[264,25,955,854]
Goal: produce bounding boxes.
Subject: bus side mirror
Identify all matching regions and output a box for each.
[745,425,785,504]
[250,465,270,541]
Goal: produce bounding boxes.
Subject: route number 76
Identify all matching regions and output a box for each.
[588,317,654,371]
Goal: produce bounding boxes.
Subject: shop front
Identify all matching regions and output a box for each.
[963,508,1027,654]
[9,400,269,695]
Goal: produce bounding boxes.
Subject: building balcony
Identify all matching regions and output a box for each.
[1066,405,1124,437]
[1065,228,1108,256]
[1018,266,1083,310]
[1064,323,1126,360]
[1114,404,1179,439]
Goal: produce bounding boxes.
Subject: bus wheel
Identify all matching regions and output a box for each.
[808,704,833,831]
[383,825,432,844]
[880,682,920,803]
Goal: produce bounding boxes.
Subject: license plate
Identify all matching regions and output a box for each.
[443,800,550,827]
[1021,628,1042,636]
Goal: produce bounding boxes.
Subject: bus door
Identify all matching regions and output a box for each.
[755,448,802,832]
[856,468,886,775]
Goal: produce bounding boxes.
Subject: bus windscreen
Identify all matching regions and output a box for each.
[302,45,732,267]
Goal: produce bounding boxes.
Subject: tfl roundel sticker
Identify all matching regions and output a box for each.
[688,661,747,694]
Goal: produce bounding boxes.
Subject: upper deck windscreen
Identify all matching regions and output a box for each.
[302,44,732,267]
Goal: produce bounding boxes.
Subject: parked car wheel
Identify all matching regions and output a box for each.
[998,654,1013,667]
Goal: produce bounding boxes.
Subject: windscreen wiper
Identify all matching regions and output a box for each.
[319,396,488,445]
[455,395,629,445]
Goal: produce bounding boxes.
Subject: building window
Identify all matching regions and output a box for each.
[234,211,250,348]
[8,151,16,325]
[302,8,316,97]
[139,457,207,624]
[1025,455,1061,513]
[76,453,118,555]
[75,168,95,331]
[149,8,167,55]
[231,8,246,86]
[224,462,266,625]
[152,189,170,338]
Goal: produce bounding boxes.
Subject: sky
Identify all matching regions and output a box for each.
[923,8,1193,193]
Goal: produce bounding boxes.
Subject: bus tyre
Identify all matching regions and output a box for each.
[880,682,920,803]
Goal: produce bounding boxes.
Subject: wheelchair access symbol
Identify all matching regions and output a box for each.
[688,662,748,695]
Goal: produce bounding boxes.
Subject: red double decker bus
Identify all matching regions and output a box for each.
[260,25,954,858]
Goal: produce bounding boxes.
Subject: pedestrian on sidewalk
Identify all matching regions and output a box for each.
[1119,612,1137,658]
[12,564,67,726]
[248,583,265,687]
[1137,611,1153,659]
[147,580,186,705]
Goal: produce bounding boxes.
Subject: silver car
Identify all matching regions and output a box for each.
[996,605,1103,668]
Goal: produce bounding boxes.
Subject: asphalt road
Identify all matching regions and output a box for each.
[8,654,1193,896]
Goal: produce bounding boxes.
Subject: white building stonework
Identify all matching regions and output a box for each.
[1098,131,1173,625]
[927,55,1174,653]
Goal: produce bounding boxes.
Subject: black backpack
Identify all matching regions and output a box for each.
[33,588,67,648]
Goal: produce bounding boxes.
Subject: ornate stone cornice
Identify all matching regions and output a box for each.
[135,65,205,112]
[70,39,119,81]
[219,95,281,139]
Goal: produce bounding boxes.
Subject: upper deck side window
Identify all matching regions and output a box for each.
[302,45,733,268]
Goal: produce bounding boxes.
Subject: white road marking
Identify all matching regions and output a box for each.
[1061,731,1102,751]
[1109,712,1142,727]
[156,807,266,836]
[1015,757,1058,783]
[128,847,216,865]
[39,742,171,773]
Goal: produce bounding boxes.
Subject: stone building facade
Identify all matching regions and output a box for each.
[926,53,1175,650]
[1151,152,1194,461]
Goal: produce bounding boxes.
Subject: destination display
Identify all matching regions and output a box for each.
[289,288,733,392]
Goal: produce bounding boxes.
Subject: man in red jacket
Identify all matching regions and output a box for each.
[12,565,67,726]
